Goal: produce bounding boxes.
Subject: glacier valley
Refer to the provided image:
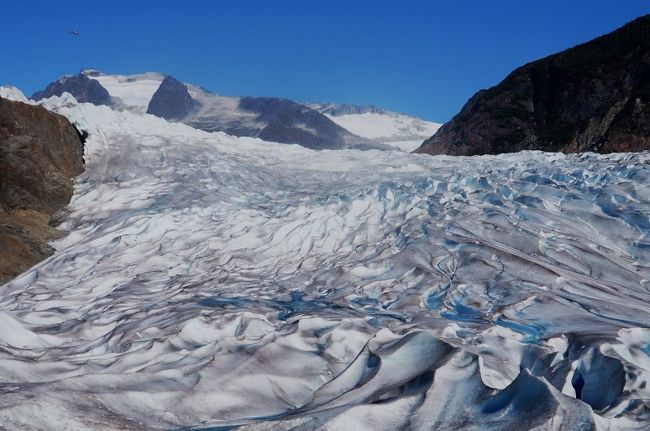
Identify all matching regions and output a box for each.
[0,92,649,430]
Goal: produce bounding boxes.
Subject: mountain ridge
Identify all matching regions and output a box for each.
[32,73,112,106]
[31,70,385,151]
[415,14,650,156]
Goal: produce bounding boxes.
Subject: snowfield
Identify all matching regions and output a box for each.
[306,102,442,151]
[89,72,165,114]
[0,89,649,430]
[325,111,441,149]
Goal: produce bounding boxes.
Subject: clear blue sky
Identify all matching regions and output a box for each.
[1,1,648,122]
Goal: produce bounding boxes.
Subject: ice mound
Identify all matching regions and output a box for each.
[0,86,31,103]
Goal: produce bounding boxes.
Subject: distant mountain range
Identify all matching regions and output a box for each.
[31,71,439,151]
[416,14,650,155]
[19,15,650,158]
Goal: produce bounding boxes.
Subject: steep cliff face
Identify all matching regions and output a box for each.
[416,15,650,156]
[0,97,85,283]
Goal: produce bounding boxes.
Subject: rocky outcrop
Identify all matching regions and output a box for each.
[238,97,352,150]
[32,73,111,106]
[146,75,199,121]
[0,97,85,283]
[416,15,650,156]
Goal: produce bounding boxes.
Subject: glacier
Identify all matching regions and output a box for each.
[0,91,649,430]
[306,103,442,152]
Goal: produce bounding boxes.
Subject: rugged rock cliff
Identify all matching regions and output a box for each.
[0,97,85,283]
[416,15,650,156]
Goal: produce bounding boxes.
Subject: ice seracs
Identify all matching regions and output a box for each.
[0,86,30,103]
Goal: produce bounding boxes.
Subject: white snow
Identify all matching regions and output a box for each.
[88,72,164,114]
[0,86,31,103]
[382,139,429,152]
[185,84,259,129]
[327,112,440,140]
[324,111,441,151]
[38,91,78,109]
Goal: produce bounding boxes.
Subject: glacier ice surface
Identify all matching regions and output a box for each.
[0,93,649,430]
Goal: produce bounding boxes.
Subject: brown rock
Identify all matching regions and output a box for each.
[0,97,85,283]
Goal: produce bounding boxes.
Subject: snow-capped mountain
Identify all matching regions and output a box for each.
[1,86,649,429]
[32,70,384,151]
[186,86,381,150]
[307,102,442,152]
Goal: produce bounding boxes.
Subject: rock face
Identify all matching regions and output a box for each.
[0,97,85,283]
[416,15,650,156]
[32,73,111,106]
[146,75,199,121]
[237,97,353,149]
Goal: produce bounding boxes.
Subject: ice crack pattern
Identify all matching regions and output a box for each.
[0,98,649,430]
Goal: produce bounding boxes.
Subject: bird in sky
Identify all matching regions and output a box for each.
[69,30,80,35]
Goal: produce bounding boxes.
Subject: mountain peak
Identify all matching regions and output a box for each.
[32,72,112,106]
[146,75,199,121]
